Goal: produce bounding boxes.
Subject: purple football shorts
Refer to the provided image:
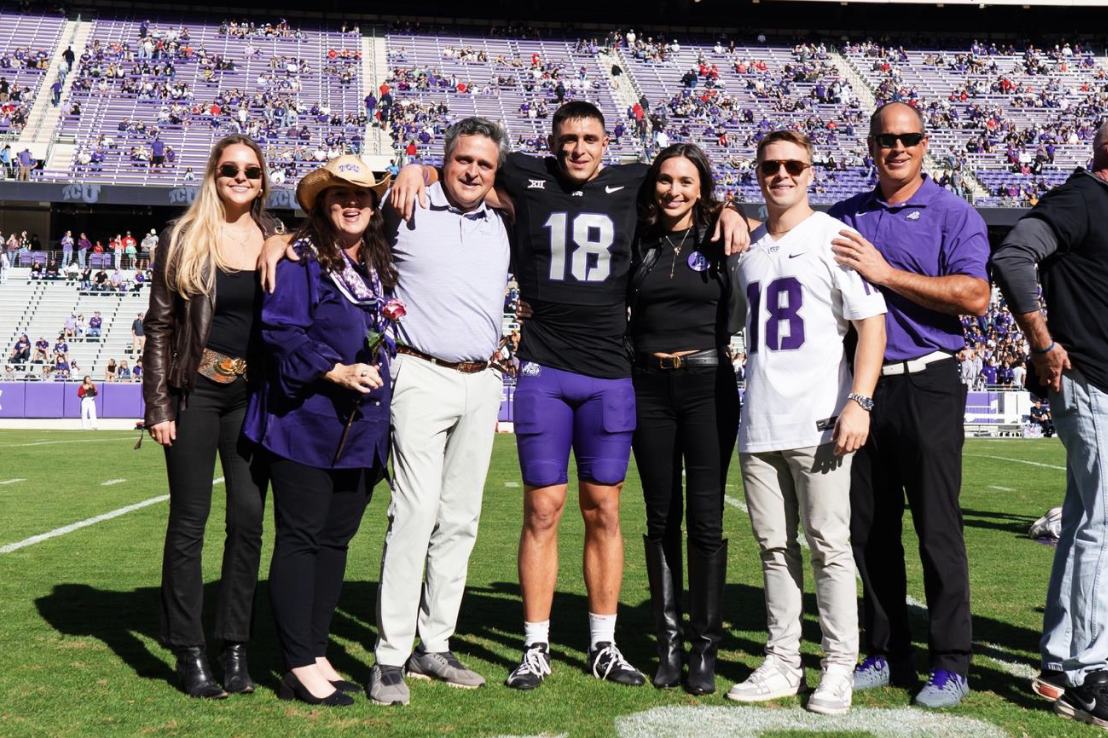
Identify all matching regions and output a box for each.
[513,361,636,487]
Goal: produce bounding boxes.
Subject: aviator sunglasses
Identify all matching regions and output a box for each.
[759,159,811,177]
[873,132,926,149]
[217,163,264,180]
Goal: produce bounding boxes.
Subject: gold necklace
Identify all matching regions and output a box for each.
[222,223,254,252]
[666,228,692,278]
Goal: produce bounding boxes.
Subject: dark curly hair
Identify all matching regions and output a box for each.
[290,187,397,291]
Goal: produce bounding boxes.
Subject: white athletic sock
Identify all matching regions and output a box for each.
[524,620,550,647]
[589,612,617,651]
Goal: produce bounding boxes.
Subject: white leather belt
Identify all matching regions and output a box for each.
[880,350,954,377]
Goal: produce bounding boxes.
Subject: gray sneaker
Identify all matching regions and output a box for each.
[914,669,969,708]
[368,664,410,706]
[405,646,485,689]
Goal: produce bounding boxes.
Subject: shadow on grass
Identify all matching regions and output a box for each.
[33,573,1047,709]
[961,507,1039,536]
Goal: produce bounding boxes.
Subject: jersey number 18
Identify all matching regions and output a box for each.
[543,212,614,283]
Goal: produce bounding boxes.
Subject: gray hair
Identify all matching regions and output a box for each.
[443,117,510,169]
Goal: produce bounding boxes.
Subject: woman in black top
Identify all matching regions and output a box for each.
[628,143,746,696]
[143,134,283,699]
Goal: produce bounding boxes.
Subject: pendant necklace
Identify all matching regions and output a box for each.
[666,228,692,278]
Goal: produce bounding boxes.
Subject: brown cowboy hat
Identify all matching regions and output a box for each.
[296,155,391,212]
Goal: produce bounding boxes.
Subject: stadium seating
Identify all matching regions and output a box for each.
[383,31,633,164]
[0,13,65,135]
[2,10,1099,209]
[45,13,365,187]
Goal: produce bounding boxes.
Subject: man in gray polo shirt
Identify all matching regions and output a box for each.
[368,118,512,706]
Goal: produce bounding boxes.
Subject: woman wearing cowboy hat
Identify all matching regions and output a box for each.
[143,134,283,699]
[244,154,395,707]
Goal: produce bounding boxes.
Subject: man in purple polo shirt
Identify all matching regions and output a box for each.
[828,102,990,709]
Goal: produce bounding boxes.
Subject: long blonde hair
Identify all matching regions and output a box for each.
[163,134,272,297]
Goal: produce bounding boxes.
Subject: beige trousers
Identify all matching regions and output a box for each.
[374,353,503,665]
[739,442,858,672]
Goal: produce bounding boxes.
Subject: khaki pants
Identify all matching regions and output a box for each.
[740,442,858,672]
[374,353,503,666]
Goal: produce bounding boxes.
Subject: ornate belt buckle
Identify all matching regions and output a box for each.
[659,355,683,370]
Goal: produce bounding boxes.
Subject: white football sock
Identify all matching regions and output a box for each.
[524,620,550,647]
[589,612,617,651]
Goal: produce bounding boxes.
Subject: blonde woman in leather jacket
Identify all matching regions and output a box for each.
[142,134,283,699]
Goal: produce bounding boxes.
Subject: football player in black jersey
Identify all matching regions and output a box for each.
[390,102,751,690]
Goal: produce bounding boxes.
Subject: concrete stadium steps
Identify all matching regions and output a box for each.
[1,277,146,379]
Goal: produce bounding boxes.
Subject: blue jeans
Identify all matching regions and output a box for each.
[1042,369,1108,684]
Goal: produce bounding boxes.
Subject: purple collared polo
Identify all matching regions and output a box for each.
[829,175,989,361]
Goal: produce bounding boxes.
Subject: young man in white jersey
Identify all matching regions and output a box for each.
[725,130,887,715]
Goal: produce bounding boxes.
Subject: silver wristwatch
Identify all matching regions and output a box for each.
[848,393,874,412]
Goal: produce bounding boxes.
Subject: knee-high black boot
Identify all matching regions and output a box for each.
[643,534,683,688]
[686,539,727,695]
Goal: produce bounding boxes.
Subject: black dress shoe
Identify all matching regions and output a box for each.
[220,643,256,694]
[175,646,228,699]
[276,672,354,706]
[330,679,361,693]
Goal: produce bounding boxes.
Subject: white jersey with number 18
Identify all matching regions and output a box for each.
[737,211,887,454]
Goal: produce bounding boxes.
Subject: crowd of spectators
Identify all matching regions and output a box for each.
[61,17,366,181]
[959,289,1032,392]
[3,227,158,272]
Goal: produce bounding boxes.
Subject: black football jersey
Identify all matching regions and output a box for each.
[500,153,648,378]
[502,152,647,306]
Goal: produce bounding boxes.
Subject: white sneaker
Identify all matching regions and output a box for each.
[807,670,853,715]
[725,656,807,703]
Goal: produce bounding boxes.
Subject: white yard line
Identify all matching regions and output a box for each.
[0,438,133,448]
[0,478,26,485]
[970,454,1065,471]
[975,641,1037,680]
[988,485,1017,492]
[0,495,169,554]
[100,478,126,486]
[504,481,519,488]
[0,477,223,554]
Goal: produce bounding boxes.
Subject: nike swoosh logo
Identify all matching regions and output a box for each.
[788,253,804,259]
[605,185,624,193]
[854,211,867,217]
[1072,694,1098,712]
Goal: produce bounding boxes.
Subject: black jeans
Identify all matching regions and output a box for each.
[160,375,268,648]
[632,362,740,554]
[268,455,383,669]
[850,358,973,676]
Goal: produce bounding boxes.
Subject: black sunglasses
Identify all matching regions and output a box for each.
[217,163,264,180]
[759,159,811,177]
[873,132,926,149]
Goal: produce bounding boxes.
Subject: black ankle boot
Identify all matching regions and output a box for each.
[644,534,683,688]
[175,646,228,699]
[220,643,256,694]
[686,539,727,695]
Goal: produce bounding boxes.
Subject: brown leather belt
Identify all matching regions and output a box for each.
[397,345,489,374]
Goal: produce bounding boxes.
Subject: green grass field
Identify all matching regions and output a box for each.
[0,430,1094,737]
